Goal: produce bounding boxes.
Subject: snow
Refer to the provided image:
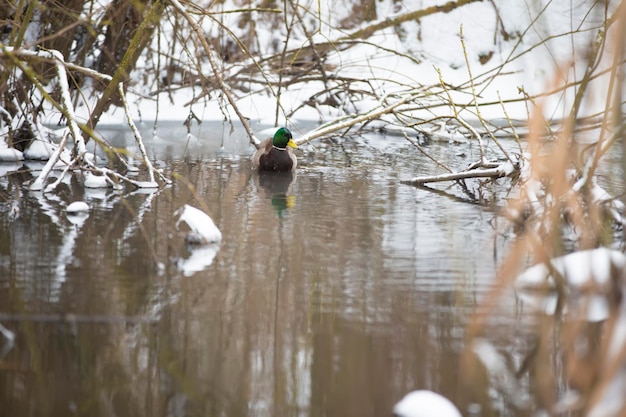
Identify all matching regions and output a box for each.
[133,181,159,189]
[56,0,618,127]
[23,139,66,161]
[393,390,461,417]
[175,204,222,244]
[517,289,611,322]
[0,133,24,161]
[174,204,222,276]
[83,172,110,188]
[499,160,516,176]
[515,248,626,290]
[66,201,90,214]
[514,248,626,321]
[0,147,24,161]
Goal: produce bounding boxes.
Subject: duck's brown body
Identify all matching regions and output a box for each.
[252,137,298,172]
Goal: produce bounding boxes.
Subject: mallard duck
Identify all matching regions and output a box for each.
[252,127,297,172]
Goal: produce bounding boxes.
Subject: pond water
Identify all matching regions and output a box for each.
[0,121,601,417]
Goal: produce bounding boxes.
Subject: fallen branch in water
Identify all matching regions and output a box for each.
[401,157,520,186]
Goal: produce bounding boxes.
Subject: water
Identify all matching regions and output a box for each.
[0,122,562,416]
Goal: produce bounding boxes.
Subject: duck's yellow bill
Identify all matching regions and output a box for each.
[287,139,298,149]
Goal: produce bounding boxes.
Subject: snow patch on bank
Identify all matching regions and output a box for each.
[33,0,620,129]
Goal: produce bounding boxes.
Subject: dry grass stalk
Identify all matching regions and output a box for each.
[461,3,626,413]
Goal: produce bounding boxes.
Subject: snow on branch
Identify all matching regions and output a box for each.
[0,46,169,191]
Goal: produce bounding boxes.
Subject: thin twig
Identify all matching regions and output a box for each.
[168,0,261,147]
[401,132,454,174]
[296,94,414,144]
[118,83,170,185]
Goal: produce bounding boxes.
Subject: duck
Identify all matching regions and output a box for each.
[252,127,297,172]
[393,390,462,417]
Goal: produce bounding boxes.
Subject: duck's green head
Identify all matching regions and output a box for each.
[273,127,297,149]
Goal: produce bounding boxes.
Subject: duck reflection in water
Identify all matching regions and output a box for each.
[255,171,296,217]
